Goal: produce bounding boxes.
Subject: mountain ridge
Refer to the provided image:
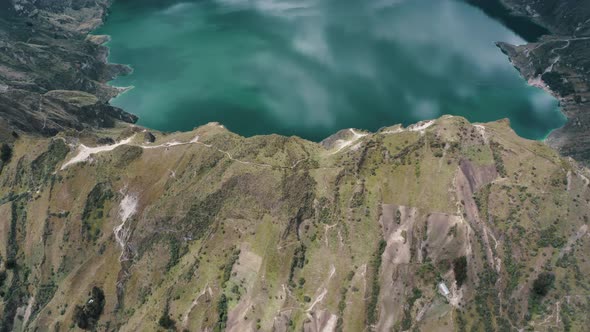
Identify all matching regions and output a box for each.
[1,1,590,331]
[1,115,589,331]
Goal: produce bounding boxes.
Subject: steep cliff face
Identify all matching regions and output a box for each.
[0,0,136,140]
[489,0,590,165]
[1,117,588,331]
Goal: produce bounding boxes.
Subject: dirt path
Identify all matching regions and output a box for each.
[60,133,308,171]
[182,286,210,329]
[306,264,336,312]
[558,224,588,259]
[329,129,368,155]
[382,120,434,135]
[60,135,135,169]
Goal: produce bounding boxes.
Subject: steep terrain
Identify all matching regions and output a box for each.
[0,0,136,141]
[484,0,590,164]
[1,1,590,331]
[1,116,589,331]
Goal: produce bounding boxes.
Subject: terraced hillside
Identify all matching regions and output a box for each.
[1,116,589,331]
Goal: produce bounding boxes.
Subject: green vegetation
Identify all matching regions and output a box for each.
[34,281,57,314]
[158,301,176,330]
[0,199,28,332]
[73,287,105,330]
[1,116,589,330]
[180,179,238,240]
[473,184,491,221]
[222,248,240,288]
[350,190,365,208]
[288,244,306,287]
[0,144,12,164]
[456,311,467,332]
[537,225,566,248]
[336,277,352,332]
[81,183,114,241]
[532,272,555,297]
[489,141,506,177]
[541,71,575,96]
[0,271,6,288]
[30,140,69,185]
[113,145,143,167]
[453,256,468,287]
[529,272,555,316]
[503,240,522,294]
[417,262,436,282]
[316,197,332,223]
[213,294,228,332]
[166,237,181,271]
[366,239,386,325]
[6,201,20,269]
[401,288,423,330]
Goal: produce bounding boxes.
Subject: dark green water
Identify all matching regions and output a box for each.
[97,0,565,141]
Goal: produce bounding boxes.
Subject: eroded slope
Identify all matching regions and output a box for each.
[0,116,589,331]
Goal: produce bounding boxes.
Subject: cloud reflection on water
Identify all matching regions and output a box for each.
[101,0,565,141]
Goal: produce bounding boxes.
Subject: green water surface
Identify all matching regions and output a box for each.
[97,0,566,141]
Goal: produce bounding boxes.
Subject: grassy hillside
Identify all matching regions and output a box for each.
[0,116,589,331]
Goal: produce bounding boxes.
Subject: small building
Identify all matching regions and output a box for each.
[438,282,450,296]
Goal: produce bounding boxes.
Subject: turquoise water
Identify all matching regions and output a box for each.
[97,0,566,141]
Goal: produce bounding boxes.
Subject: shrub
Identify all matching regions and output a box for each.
[222,249,240,287]
[288,244,306,286]
[490,141,506,177]
[4,259,16,270]
[298,277,306,287]
[537,225,566,248]
[0,144,11,163]
[453,256,468,287]
[166,237,181,271]
[532,272,555,297]
[34,281,57,314]
[366,239,387,325]
[73,287,105,330]
[81,183,114,241]
[158,302,176,330]
[213,294,228,332]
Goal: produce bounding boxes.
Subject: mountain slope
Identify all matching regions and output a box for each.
[1,116,589,331]
[491,0,590,164]
[0,0,136,139]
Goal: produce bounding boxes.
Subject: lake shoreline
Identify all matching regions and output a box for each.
[97,0,566,142]
[0,0,580,155]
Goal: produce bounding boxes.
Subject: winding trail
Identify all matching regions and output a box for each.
[60,120,438,171]
[182,285,210,328]
[60,133,308,171]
